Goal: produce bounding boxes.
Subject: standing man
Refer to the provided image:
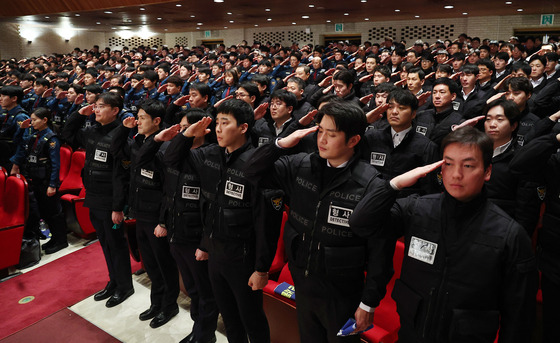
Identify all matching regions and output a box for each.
[350,126,538,343]
[62,92,134,308]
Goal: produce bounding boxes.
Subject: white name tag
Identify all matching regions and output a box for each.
[85,121,92,128]
[182,186,200,200]
[416,126,428,135]
[370,152,386,167]
[54,115,61,122]
[94,149,108,162]
[327,204,353,227]
[28,155,37,163]
[452,101,460,111]
[408,236,438,265]
[140,168,154,179]
[224,180,245,199]
[258,137,270,147]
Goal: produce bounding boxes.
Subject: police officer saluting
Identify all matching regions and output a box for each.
[10,107,68,253]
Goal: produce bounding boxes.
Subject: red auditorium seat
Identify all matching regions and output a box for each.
[58,144,73,183]
[268,211,288,276]
[0,174,29,270]
[60,188,96,239]
[58,150,85,195]
[0,167,7,209]
[263,263,299,343]
[360,240,404,343]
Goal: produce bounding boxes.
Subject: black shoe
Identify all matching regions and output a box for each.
[45,241,68,255]
[93,282,116,301]
[149,307,179,328]
[179,332,195,343]
[105,288,134,308]
[41,240,55,251]
[139,305,161,321]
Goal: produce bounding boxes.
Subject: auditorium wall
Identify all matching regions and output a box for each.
[1,13,558,60]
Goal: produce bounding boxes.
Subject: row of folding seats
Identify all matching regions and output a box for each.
[0,167,29,271]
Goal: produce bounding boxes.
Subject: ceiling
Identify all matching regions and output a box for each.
[0,0,557,33]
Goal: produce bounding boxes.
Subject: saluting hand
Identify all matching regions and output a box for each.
[154,124,181,142]
[184,117,213,138]
[278,126,318,149]
[391,160,445,190]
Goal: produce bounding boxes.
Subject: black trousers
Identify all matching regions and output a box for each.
[89,208,133,292]
[25,182,67,243]
[208,244,270,343]
[136,219,179,312]
[541,273,560,343]
[170,241,218,341]
[290,264,361,343]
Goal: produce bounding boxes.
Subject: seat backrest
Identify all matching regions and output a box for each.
[1,175,29,227]
[59,150,85,191]
[0,167,7,209]
[58,144,73,183]
[278,262,294,285]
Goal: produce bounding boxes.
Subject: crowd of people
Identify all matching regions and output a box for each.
[1,32,560,343]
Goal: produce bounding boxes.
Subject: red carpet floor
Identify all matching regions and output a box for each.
[0,242,141,340]
[0,308,120,343]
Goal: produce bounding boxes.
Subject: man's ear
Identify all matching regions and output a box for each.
[239,122,248,135]
[154,117,162,127]
[484,164,492,182]
[287,106,294,115]
[451,92,457,101]
[347,134,361,149]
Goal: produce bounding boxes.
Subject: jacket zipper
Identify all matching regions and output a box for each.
[305,201,322,277]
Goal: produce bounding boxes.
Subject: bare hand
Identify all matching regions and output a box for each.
[278,126,318,148]
[283,72,296,84]
[486,92,505,104]
[10,164,20,176]
[111,211,124,225]
[254,103,269,121]
[394,79,406,87]
[195,248,209,261]
[157,84,168,93]
[353,307,374,333]
[79,104,94,116]
[101,81,111,89]
[450,72,463,80]
[56,91,68,100]
[391,160,444,190]
[123,116,137,129]
[365,103,390,124]
[359,74,373,83]
[19,118,31,129]
[322,84,334,94]
[452,115,486,131]
[324,68,336,76]
[425,72,435,79]
[153,224,167,237]
[42,88,53,98]
[417,91,431,108]
[360,94,374,105]
[47,187,56,197]
[248,271,268,291]
[154,124,181,142]
[75,93,84,105]
[318,75,333,88]
[174,95,190,106]
[184,117,213,138]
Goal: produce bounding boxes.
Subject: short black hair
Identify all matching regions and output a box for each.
[373,82,397,95]
[433,77,460,95]
[511,61,531,77]
[69,83,84,94]
[494,52,510,62]
[96,92,123,112]
[139,98,165,121]
[407,67,425,80]
[504,76,533,95]
[0,85,24,103]
[166,75,184,88]
[238,82,260,100]
[286,76,306,90]
[189,82,212,100]
[387,89,419,111]
[216,98,254,133]
[476,58,495,73]
[108,86,125,98]
[441,126,493,169]
[54,81,70,91]
[374,65,391,78]
[436,64,453,75]
[35,78,50,87]
[462,64,479,76]
[143,70,158,82]
[332,69,354,86]
[270,89,297,108]
[32,107,52,121]
[84,84,103,94]
[180,108,206,126]
[484,98,521,126]
[316,101,367,143]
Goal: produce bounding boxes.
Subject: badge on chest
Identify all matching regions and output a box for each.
[140,168,154,179]
[408,236,438,265]
[225,180,245,199]
[94,149,107,162]
[327,204,353,227]
[28,155,37,163]
[182,186,200,200]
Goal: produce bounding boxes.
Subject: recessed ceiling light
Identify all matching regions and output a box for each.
[157,17,162,20]
[395,9,400,12]
[254,24,258,26]
[75,14,80,16]
[364,18,370,21]
[140,7,145,10]
[224,26,228,28]
[227,12,232,15]
[197,22,203,25]
[265,8,271,11]
[415,15,420,18]
[96,22,101,24]
[344,13,349,15]
[229,20,234,23]
[292,22,297,24]
[196,27,200,29]
[326,20,331,22]
[214,0,224,2]
[505,1,512,4]
[309,4,315,7]
[302,15,310,19]
[444,5,454,9]
[45,16,50,18]
[111,27,117,30]
[361,0,367,2]
[176,4,182,7]
[267,18,272,21]
[164,28,168,31]
[190,15,195,18]
[517,8,523,11]
[462,12,468,15]
[104,11,112,14]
